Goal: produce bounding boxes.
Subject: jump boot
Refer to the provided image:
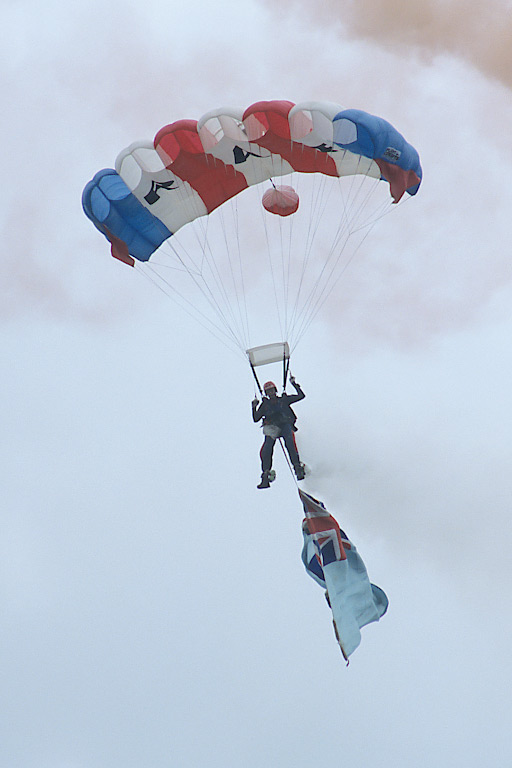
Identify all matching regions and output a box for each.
[257,472,271,489]
[294,463,306,481]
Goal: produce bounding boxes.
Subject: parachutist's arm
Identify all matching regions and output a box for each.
[287,379,305,403]
[252,400,264,422]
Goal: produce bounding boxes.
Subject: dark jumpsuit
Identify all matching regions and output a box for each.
[252,381,305,473]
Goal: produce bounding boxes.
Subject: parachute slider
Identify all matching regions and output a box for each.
[247,342,290,395]
[246,342,290,367]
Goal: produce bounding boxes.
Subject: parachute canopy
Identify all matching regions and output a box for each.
[82,99,422,356]
[82,99,422,265]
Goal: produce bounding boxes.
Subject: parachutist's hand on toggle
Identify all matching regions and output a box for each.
[252,398,259,407]
[290,376,297,385]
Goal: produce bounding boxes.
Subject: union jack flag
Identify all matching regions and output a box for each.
[299,489,388,661]
[300,490,351,566]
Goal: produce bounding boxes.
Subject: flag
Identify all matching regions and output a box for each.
[300,490,388,660]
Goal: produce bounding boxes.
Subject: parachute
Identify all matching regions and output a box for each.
[83,99,422,358]
[83,104,402,658]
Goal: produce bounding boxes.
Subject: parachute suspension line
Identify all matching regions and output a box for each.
[260,182,286,342]
[168,209,241,341]
[168,249,242,351]
[191,209,250,349]
[335,173,389,238]
[259,166,301,345]
[192,205,210,275]
[281,171,300,341]
[291,175,396,349]
[231,194,252,350]
[282,172,316,342]
[292,216,380,350]
[277,437,299,485]
[346,192,397,234]
[215,199,251,351]
[289,169,382,348]
[277,190,287,334]
[164,200,252,352]
[289,172,376,347]
[134,262,245,358]
[145,245,242,355]
[162,236,247,354]
[153,229,203,276]
[268,162,290,338]
[286,173,337,347]
[268,155,299,341]
[282,173,310,338]
[285,178,296,339]
[249,360,263,396]
[276,173,295,339]
[320,170,376,261]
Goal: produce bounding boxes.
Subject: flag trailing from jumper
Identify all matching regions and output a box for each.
[300,490,388,661]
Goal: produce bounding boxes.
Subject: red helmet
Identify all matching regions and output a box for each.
[264,381,278,394]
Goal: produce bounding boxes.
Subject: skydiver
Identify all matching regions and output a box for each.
[252,377,306,488]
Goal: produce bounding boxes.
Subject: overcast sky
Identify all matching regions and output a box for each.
[2,1,512,766]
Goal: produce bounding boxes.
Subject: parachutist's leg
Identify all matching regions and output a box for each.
[258,437,276,488]
[281,425,305,479]
[281,425,300,466]
[260,436,276,472]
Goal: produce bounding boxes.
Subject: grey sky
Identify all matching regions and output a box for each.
[2,1,512,766]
